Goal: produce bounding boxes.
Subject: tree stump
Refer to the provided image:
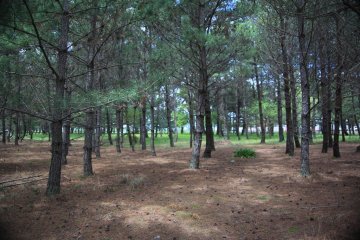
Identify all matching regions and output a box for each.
[356,145,360,152]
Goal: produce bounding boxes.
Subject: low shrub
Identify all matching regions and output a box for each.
[233,148,256,158]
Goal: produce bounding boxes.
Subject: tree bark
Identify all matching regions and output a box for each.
[94,108,101,158]
[115,107,122,153]
[236,82,241,140]
[319,28,329,153]
[254,59,265,144]
[333,16,343,158]
[188,89,194,148]
[140,99,147,150]
[83,109,94,176]
[62,118,70,165]
[219,88,229,140]
[276,76,285,142]
[106,107,113,145]
[165,84,174,147]
[297,0,310,176]
[126,106,135,152]
[150,95,156,156]
[2,110,6,144]
[280,15,294,156]
[289,58,301,148]
[203,91,214,158]
[45,0,69,195]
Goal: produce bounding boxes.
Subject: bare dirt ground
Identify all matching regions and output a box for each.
[0,140,360,240]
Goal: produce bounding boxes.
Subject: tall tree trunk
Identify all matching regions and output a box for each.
[280,15,294,156]
[333,16,343,158]
[297,0,310,176]
[2,110,6,144]
[219,88,229,140]
[106,107,113,145]
[188,89,194,148]
[15,75,21,146]
[254,59,265,144]
[140,100,147,150]
[319,29,329,153]
[14,112,20,146]
[126,106,135,152]
[190,44,207,169]
[150,95,156,156]
[276,76,285,142]
[62,76,71,165]
[352,95,360,136]
[83,109,94,176]
[203,92,214,158]
[289,58,301,148]
[115,107,122,153]
[94,108,101,158]
[165,84,174,147]
[327,56,333,147]
[82,0,98,174]
[236,82,241,140]
[45,0,69,195]
[7,116,12,142]
[62,118,70,165]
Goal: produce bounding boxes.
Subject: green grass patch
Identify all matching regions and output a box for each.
[288,226,299,233]
[234,148,256,158]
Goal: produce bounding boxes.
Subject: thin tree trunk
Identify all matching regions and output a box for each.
[219,88,229,140]
[45,0,69,195]
[352,95,360,136]
[83,109,94,176]
[319,28,329,153]
[297,0,310,176]
[254,59,265,144]
[203,91,214,158]
[62,118,70,165]
[115,107,122,153]
[333,16,343,158]
[150,95,156,156]
[2,110,6,144]
[188,89,194,148]
[289,58,301,148]
[165,84,174,147]
[82,0,98,175]
[62,76,71,165]
[276,76,285,142]
[94,108,101,158]
[140,100,147,150]
[190,44,207,169]
[126,106,135,152]
[106,108,113,145]
[236,82,241,140]
[280,14,294,156]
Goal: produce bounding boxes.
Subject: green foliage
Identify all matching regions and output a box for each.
[233,148,256,158]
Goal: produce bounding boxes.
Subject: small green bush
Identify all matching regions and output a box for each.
[233,148,256,158]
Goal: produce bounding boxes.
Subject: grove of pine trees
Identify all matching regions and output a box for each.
[0,0,359,196]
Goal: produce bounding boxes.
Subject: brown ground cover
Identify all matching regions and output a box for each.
[0,141,359,240]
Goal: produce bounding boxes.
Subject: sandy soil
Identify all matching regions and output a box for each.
[0,140,360,240]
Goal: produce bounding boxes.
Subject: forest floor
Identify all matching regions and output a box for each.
[0,140,360,240]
